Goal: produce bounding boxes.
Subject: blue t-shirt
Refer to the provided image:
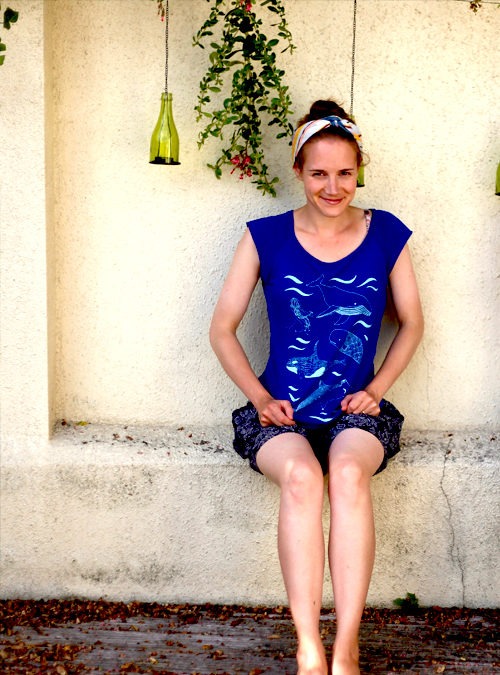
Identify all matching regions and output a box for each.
[248,209,412,427]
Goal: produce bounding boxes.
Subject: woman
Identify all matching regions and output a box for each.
[209,99,424,675]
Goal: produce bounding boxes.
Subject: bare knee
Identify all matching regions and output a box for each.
[281,458,324,505]
[328,429,383,503]
[328,455,369,502]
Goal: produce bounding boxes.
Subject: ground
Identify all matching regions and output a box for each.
[0,600,498,674]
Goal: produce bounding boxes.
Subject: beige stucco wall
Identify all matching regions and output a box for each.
[0,0,52,440]
[40,0,499,429]
[1,0,499,606]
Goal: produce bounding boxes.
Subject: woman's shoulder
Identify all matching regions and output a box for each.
[247,209,293,230]
[370,207,400,220]
[247,210,294,248]
[369,209,413,271]
[370,209,412,237]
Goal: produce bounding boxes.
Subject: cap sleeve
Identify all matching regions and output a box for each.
[247,211,292,284]
[372,210,412,274]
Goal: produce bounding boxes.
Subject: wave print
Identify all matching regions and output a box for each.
[289,336,312,351]
[329,275,357,284]
[357,277,378,292]
[284,275,304,284]
[353,320,372,329]
[285,287,314,297]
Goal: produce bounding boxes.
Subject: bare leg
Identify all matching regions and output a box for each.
[327,429,384,675]
[257,433,328,675]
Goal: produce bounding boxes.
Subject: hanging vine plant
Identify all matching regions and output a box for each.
[192,0,295,197]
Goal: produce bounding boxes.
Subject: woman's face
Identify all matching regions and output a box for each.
[295,136,359,219]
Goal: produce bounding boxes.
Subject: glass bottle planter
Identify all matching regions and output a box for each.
[357,164,365,188]
[149,92,180,165]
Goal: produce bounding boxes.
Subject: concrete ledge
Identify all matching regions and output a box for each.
[1,424,499,607]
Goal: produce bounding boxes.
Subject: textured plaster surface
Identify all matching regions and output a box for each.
[1,0,499,607]
[33,0,500,428]
[1,425,498,607]
[0,0,52,439]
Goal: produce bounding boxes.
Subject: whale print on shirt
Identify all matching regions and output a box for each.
[286,341,327,378]
[307,274,372,323]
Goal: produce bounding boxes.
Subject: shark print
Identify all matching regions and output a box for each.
[295,378,349,413]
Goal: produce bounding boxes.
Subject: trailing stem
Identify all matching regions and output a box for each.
[193,0,295,197]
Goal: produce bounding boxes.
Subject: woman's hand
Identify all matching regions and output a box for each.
[341,390,381,416]
[257,397,296,427]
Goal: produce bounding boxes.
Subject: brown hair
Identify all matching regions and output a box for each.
[294,99,363,170]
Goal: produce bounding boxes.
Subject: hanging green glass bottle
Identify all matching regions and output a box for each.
[496,161,500,196]
[149,92,180,165]
[357,164,365,188]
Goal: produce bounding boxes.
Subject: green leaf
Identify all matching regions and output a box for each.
[3,7,19,29]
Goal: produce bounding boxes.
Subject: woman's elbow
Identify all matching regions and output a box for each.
[415,305,425,341]
[406,310,425,346]
[209,315,235,354]
[209,317,221,352]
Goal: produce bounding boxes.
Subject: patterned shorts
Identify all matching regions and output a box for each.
[232,399,404,476]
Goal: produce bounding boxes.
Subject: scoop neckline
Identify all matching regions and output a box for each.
[289,208,375,266]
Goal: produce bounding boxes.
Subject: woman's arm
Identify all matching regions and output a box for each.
[341,244,424,415]
[209,229,295,426]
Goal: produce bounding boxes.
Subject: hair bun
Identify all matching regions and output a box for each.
[298,99,352,127]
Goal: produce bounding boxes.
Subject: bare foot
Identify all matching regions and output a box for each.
[297,636,328,675]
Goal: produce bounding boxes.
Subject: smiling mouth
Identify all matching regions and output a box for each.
[321,196,343,204]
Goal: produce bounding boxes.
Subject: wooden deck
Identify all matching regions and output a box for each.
[0,602,498,673]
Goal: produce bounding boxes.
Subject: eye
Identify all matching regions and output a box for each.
[340,170,354,176]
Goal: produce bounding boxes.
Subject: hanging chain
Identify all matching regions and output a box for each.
[164,0,169,94]
[350,0,357,117]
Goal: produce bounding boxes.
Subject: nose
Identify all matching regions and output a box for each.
[326,175,339,194]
